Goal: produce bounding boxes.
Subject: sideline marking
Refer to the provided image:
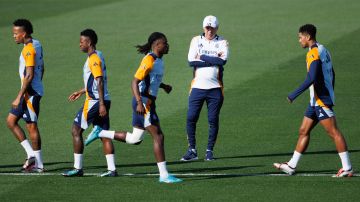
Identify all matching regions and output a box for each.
[0,172,358,177]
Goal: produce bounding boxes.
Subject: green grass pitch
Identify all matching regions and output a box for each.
[0,0,359,201]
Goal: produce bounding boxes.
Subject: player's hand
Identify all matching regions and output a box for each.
[68,91,82,102]
[11,98,21,109]
[287,97,293,103]
[99,103,107,117]
[162,84,172,94]
[136,102,145,115]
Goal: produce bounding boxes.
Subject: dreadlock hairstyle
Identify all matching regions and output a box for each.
[136,32,166,54]
[13,19,33,35]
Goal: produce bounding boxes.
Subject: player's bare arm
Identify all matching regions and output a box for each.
[131,77,145,115]
[68,88,85,102]
[12,66,34,109]
[96,76,107,117]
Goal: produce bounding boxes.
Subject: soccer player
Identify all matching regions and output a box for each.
[7,19,45,172]
[273,24,353,177]
[181,15,229,161]
[62,29,117,177]
[84,32,182,183]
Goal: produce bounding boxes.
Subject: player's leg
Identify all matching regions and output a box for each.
[94,101,118,177]
[274,105,318,175]
[182,88,206,161]
[289,116,318,166]
[7,99,36,171]
[63,107,86,177]
[72,124,85,172]
[205,88,224,161]
[26,123,44,171]
[99,138,118,177]
[146,123,182,183]
[319,114,353,177]
[84,98,146,145]
[24,95,44,172]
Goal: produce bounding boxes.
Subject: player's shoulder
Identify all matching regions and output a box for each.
[22,42,36,55]
[316,43,329,55]
[89,51,102,60]
[31,39,42,47]
[307,46,320,61]
[215,35,228,46]
[190,35,202,43]
[142,53,156,62]
[88,51,102,67]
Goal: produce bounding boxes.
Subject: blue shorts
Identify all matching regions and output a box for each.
[304,104,335,121]
[132,96,159,128]
[10,94,41,123]
[74,100,111,130]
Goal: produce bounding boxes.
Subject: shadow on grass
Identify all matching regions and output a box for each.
[216,149,360,160]
[0,161,72,173]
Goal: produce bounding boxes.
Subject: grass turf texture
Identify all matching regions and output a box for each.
[0,0,359,201]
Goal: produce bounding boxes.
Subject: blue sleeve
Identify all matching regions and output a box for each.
[200,55,227,66]
[288,60,321,102]
[188,61,212,68]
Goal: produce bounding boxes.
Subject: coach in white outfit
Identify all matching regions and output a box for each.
[181,15,229,161]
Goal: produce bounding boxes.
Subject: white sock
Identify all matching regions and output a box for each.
[99,130,115,139]
[74,153,83,169]
[157,161,169,179]
[105,154,116,171]
[34,150,43,169]
[287,151,302,168]
[338,151,352,171]
[20,140,35,158]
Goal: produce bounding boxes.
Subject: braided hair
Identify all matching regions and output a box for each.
[136,32,166,54]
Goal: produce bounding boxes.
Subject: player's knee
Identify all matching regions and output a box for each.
[298,127,309,137]
[6,115,17,129]
[71,125,82,138]
[26,123,38,133]
[125,128,145,145]
[326,127,341,138]
[187,115,199,123]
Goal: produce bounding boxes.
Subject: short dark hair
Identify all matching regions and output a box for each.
[299,24,317,40]
[80,29,98,46]
[13,19,33,35]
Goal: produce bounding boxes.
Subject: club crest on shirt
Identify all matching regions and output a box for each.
[26,51,31,57]
[93,62,98,66]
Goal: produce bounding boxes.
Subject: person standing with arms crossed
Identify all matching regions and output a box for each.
[7,19,45,172]
[181,15,229,161]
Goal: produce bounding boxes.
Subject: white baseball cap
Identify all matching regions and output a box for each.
[203,15,218,28]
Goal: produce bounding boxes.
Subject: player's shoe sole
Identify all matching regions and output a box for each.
[62,169,84,177]
[30,167,45,173]
[332,168,354,178]
[99,170,118,177]
[273,162,296,175]
[159,174,183,183]
[21,157,36,172]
